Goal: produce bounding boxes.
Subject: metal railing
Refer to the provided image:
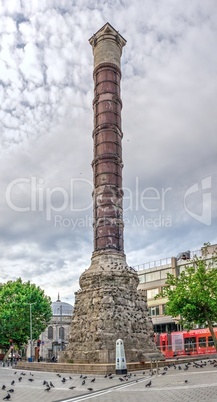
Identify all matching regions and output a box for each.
[133,248,202,271]
[133,257,172,271]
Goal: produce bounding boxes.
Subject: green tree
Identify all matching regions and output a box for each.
[156,244,217,350]
[0,278,52,349]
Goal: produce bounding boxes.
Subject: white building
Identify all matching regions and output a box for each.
[39,295,73,361]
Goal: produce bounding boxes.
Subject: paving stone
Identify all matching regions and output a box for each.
[1,358,217,402]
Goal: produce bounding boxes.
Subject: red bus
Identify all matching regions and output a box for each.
[155,328,217,358]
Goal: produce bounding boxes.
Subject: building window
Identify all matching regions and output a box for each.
[147,288,159,299]
[148,306,160,316]
[146,271,161,282]
[139,275,145,283]
[160,268,172,279]
[162,304,167,314]
[48,326,53,340]
[59,326,65,340]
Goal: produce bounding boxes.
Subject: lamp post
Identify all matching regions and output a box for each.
[56,295,69,354]
[60,304,63,351]
[29,303,36,361]
[57,305,63,352]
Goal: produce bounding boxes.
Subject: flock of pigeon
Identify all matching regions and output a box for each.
[1,371,36,400]
[1,359,217,399]
[144,358,217,388]
[1,370,99,400]
[1,370,118,399]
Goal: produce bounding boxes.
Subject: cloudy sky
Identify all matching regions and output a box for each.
[0,0,217,305]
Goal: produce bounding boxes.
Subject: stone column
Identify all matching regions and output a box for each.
[90,23,126,255]
[66,23,159,364]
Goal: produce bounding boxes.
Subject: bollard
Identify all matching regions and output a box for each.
[115,339,127,375]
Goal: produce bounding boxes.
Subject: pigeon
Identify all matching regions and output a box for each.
[161,372,166,375]
[28,378,34,382]
[7,390,14,393]
[69,386,76,389]
[87,388,93,391]
[50,381,55,387]
[44,386,51,391]
[3,395,11,400]
[18,377,22,382]
[90,378,95,383]
[2,385,6,390]
[145,380,152,387]
[81,380,86,385]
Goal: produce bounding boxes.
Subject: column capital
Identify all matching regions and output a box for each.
[89,22,126,69]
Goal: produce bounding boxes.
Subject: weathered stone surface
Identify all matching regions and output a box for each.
[89,22,126,69]
[66,253,158,363]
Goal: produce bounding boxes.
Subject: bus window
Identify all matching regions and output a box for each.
[155,333,160,347]
[198,337,206,348]
[162,341,166,351]
[184,336,196,352]
[208,336,214,347]
[167,333,172,351]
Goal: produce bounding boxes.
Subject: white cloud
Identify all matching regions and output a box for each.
[0,0,216,304]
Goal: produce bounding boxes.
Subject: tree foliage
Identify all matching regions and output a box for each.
[0,278,52,349]
[156,244,217,349]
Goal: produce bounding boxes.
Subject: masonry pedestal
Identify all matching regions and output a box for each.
[66,251,158,363]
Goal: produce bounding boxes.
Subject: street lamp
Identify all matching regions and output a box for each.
[60,304,63,351]
[57,305,63,352]
[29,303,36,361]
[55,295,69,354]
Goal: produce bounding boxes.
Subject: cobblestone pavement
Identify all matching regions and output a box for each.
[0,359,217,402]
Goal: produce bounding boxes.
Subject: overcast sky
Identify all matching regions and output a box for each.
[0,0,217,305]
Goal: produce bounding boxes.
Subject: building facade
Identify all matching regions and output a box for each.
[38,296,73,361]
[137,243,217,333]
